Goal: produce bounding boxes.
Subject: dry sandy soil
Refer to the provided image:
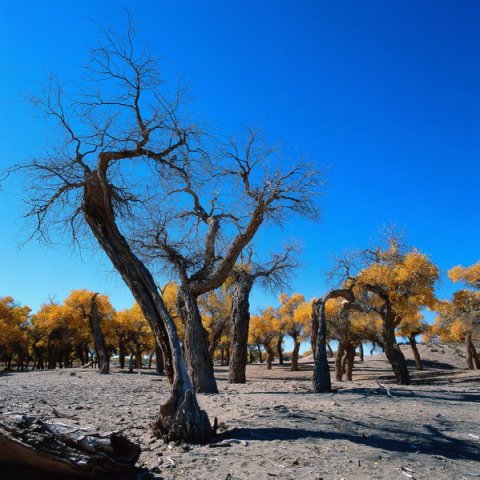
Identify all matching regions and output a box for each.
[1,343,479,480]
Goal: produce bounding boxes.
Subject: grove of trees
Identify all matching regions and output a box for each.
[1,22,478,448]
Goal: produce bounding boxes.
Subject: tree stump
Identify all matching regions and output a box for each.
[0,414,142,479]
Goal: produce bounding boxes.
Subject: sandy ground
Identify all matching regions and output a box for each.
[1,343,479,480]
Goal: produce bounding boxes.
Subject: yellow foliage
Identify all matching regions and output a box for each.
[449,262,480,289]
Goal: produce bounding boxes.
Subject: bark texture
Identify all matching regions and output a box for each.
[229,274,254,383]
[383,324,410,385]
[291,337,301,372]
[89,294,109,374]
[311,299,331,393]
[0,414,141,479]
[177,287,218,394]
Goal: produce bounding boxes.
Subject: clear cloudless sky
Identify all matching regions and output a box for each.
[1,1,479,321]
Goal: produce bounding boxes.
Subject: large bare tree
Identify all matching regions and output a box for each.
[135,131,321,393]
[5,25,214,442]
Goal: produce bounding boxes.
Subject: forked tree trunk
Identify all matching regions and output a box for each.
[229,275,254,384]
[89,293,109,374]
[177,286,218,394]
[383,318,410,385]
[276,335,284,365]
[83,170,212,443]
[312,299,331,392]
[291,337,301,371]
[335,343,346,382]
[408,332,423,370]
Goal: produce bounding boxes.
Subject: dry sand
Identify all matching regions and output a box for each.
[1,343,479,479]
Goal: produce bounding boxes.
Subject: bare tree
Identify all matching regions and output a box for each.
[5,24,212,442]
[135,130,321,393]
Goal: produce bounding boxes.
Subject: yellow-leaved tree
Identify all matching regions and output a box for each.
[278,293,309,371]
[354,237,438,385]
[432,262,480,369]
[0,296,31,370]
[248,307,279,369]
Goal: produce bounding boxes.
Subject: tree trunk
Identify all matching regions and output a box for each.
[0,414,141,479]
[344,342,355,381]
[466,333,475,369]
[383,317,410,385]
[291,337,301,371]
[312,299,331,392]
[89,293,109,374]
[265,345,274,370]
[408,333,423,370]
[326,342,333,358]
[177,286,218,394]
[471,341,480,369]
[229,275,254,384]
[118,337,126,369]
[128,354,134,373]
[276,335,284,365]
[335,343,346,382]
[155,343,164,374]
[311,308,318,360]
[83,171,212,443]
[257,344,263,363]
[358,342,364,362]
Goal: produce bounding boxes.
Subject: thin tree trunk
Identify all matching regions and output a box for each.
[311,309,318,360]
[358,342,364,362]
[128,354,134,373]
[312,298,332,392]
[155,343,164,374]
[83,171,212,443]
[291,337,301,371]
[118,338,126,369]
[335,343,346,382]
[344,342,355,381]
[465,333,475,370]
[326,342,333,358]
[248,347,254,364]
[89,294,109,374]
[229,275,253,383]
[265,345,274,370]
[257,344,263,363]
[276,335,284,365]
[177,286,218,394]
[408,333,423,370]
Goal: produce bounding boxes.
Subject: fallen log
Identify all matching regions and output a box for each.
[0,414,142,479]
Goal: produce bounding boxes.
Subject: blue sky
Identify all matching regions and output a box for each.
[1,0,479,320]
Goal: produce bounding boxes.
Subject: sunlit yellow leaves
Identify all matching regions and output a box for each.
[449,262,480,290]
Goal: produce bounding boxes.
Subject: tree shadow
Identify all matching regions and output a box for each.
[219,423,479,462]
[337,386,480,403]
